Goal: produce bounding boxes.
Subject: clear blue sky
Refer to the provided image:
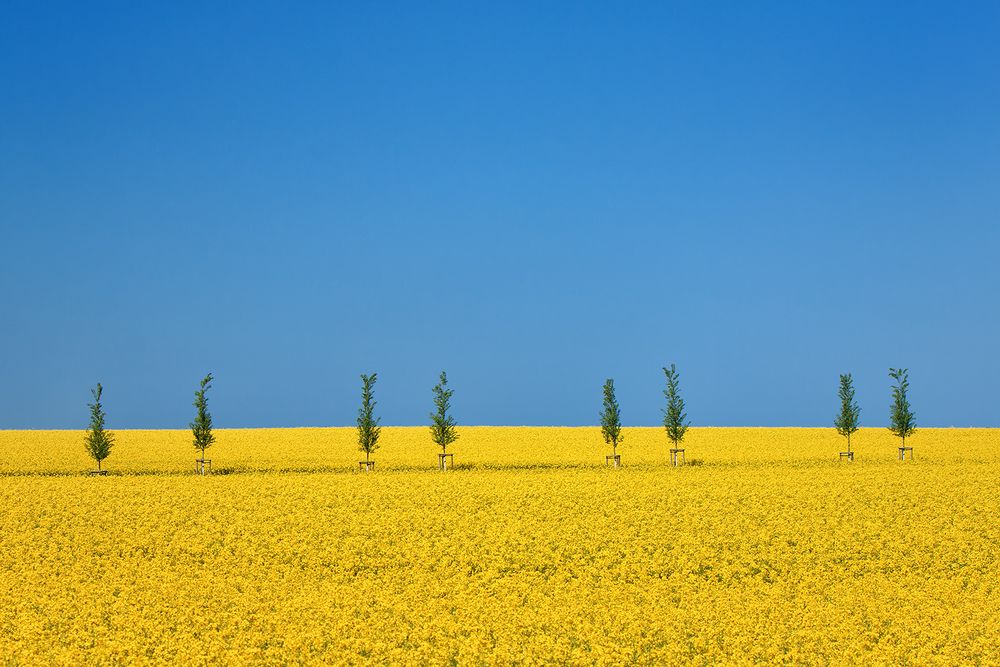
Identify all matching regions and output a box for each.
[2,2,998,428]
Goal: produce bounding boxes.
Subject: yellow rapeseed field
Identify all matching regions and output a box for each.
[1,427,998,664]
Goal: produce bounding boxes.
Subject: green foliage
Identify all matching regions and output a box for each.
[429,371,459,452]
[357,373,381,461]
[84,383,114,471]
[600,378,623,452]
[834,373,861,451]
[661,364,689,447]
[191,373,216,457]
[888,368,916,444]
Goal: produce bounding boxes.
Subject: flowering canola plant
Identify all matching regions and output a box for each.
[1,427,998,664]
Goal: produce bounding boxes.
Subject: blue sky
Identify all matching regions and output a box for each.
[1,2,998,428]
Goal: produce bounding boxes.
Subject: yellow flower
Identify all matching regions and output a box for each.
[0,427,997,664]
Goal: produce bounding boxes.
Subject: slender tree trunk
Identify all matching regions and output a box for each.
[98,459,101,471]
[847,432,851,454]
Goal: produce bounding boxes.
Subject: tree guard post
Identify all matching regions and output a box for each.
[195,458,212,475]
[438,453,454,471]
[898,447,913,461]
[670,448,685,466]
[839,451,854,462]
[359,460,375,472]
[605,454,620,468]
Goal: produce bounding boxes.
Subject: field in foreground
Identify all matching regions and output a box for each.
[1,427,998,664]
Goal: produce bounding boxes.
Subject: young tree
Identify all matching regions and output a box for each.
[834,373,861,454]
[600,378,623,460]
[191,373,216,462]
[84,383,115,472]
[357,373,381,463]
[430,371,458,454]
[888,367,916,446]
[662,364,689,449]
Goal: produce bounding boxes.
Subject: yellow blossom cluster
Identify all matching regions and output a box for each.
[1,427,998,664]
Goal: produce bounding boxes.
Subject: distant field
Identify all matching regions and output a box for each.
[3,426,997,474]
[1,428,998,664]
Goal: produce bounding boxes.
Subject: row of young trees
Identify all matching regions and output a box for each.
[833,368,916,460]
[356,371,459,470]
[600,366,916,465]
[85,373,214,474]
[82,367,918,473]
[598,364,689,467]
[84,371,460,473]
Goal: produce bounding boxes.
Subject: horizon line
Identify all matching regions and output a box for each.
[1,424,994,432]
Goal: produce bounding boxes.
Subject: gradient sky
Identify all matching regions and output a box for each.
[2,2,998,428]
